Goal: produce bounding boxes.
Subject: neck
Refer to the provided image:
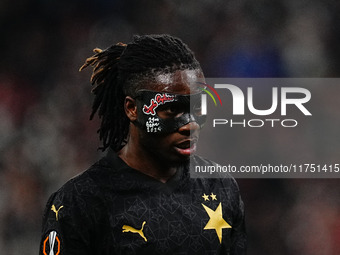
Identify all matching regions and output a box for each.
[117,139,177,183]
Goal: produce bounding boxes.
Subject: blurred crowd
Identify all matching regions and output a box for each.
[1,0,340,254]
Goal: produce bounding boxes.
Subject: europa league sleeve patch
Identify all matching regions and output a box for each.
[41,230,62,255]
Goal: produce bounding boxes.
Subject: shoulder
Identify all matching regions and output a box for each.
[44,166,102,222]
[44,151,126,218]
[53,150,124,198]
[57,160,104,197]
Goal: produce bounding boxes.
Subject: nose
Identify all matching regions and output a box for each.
[178,121,200,134]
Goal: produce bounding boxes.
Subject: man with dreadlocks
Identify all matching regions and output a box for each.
[39,34,246,255]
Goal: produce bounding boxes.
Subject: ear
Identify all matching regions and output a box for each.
[124,96,138,121]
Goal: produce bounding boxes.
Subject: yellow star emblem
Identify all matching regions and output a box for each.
[202,193,210,201]
[202,202,232,243]
[210,193,217,200]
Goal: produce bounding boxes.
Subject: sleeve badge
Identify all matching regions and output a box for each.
[41,231,61,255]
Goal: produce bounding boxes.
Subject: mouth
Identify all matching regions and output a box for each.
[174,139,198,156]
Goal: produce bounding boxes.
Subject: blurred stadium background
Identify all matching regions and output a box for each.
[1,0,340,254]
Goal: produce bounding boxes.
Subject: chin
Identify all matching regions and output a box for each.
[166,153,193,167]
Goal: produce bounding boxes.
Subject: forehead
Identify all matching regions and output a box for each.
[145,69,205,95]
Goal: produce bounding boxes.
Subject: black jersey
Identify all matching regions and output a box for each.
[40,150,246,255]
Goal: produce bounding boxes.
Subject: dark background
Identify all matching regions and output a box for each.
[1,0,339,254]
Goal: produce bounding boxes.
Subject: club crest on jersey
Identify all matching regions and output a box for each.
[42,231,61,255]
[143,93,175,116]
[201,192,232,244]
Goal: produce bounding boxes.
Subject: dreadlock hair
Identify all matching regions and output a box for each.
[79,34,202,152]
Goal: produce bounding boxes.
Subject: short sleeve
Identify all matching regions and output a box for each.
[39,175,104,255]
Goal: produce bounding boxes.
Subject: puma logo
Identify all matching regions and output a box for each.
[122,221,147,242]
[51,205,64,221]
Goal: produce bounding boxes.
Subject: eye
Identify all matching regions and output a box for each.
[156,103,184,118]
[165,105,179,114]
